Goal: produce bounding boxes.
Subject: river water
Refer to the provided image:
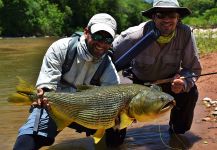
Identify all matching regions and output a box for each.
[0,37,199,150]
[0,37,56,149]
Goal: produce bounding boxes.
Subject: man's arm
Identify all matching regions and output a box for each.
[180,32,202,92]
[36,38,70,90]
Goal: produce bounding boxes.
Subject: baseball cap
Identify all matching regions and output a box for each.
[87,13,117,38]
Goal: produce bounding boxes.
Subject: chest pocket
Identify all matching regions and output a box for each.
[134,55,155,71]
[162,50,182,69]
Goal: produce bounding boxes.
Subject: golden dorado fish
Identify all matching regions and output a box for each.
[8,79,175,144]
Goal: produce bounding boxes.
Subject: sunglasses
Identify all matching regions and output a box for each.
[90,33,114,44]
[155,12,178,19]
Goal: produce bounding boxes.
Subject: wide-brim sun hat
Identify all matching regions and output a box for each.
[142,0,191,19]
[87,13,117,38]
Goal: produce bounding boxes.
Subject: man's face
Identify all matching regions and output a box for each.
[84,28,113,59]
[153,10,179,36]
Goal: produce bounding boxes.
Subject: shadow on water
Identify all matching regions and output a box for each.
[48,125,201,150]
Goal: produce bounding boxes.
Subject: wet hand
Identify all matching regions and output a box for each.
[171,74,185,94]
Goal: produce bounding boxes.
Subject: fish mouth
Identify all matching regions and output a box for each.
[160,100,176,113]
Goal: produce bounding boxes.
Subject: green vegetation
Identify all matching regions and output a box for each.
[0,0,217,53]
[0,0,217,37]
[194,29,217,54]
[0,0,150,36]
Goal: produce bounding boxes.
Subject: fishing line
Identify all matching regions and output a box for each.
[168,125,188,149]
[153,119,187,150]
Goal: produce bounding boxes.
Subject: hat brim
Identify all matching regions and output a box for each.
[142,7,191,19]
[90,23,115,38]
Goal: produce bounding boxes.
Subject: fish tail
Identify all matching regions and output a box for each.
[7,77,36,105]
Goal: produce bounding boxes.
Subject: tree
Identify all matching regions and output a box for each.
[0,0,64,36]
[0,0,4,35]
[1,0,217,36]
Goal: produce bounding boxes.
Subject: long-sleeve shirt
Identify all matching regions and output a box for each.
[113,21,202,92]
[36,36,120,93]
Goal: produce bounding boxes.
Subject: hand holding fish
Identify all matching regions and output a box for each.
[171,74,185,94]
[8,78,175,144]
[32,88,50,108]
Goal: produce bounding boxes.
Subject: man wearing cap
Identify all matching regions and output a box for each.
[13,13,120,149]
[113,0,202,135]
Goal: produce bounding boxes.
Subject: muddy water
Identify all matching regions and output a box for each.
[0,37,56,149]
[0,37,200,150]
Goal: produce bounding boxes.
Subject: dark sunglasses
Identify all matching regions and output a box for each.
[155,12,178,19]
[90,33,114,44]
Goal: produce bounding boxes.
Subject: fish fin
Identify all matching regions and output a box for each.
[119,111,134,130]
[50,106,74,131]
[7,93,32,105]
[76,85,97,92]
[16,76,36,94]
[92,129,105,144]
[7,77,36,104]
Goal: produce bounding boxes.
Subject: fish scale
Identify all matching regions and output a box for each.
[44,84,143,129]
[9,80,175,144]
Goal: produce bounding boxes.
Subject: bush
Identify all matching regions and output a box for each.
[194,29,217,54]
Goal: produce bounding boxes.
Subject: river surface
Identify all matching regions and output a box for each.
[0,37,200,150]
[0,37,57,149]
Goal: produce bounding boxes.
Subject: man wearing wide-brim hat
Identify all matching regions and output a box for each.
[142,0,191,19]
[113,0,202,135]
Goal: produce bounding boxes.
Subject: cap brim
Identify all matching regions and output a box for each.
[141,7,191,19]
[90,23,115,38]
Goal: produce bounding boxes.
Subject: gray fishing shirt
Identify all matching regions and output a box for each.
[36,35,120,92]
[113,22,202,92]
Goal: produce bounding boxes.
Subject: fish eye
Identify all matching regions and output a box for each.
[159,96,165,101]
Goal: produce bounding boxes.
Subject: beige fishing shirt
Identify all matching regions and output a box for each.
[113,22,202,92]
